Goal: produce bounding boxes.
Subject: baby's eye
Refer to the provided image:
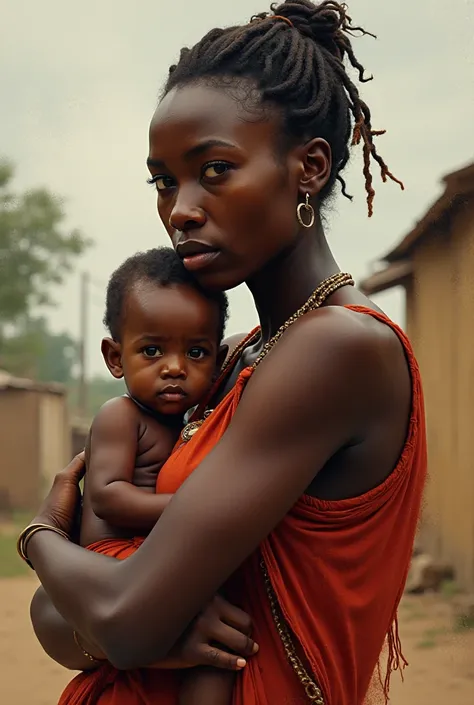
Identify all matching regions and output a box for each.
[143,346,162,358]
[187,347,207,360]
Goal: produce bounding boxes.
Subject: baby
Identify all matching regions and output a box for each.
[79,247,235,705]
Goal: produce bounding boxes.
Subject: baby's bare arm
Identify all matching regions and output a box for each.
[87,397,173,531]
[180,668,235,705]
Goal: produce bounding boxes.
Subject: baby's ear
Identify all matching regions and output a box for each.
[215,344,229,377]
[101,337,124,379]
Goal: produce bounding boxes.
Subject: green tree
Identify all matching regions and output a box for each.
[0,316,78,383]
[0,158,91,326]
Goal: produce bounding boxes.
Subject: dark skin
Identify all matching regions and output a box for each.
[28,82,411,691]
[80,395,176,545]
[79,281,234,704]
[31,282,249,676]
[81,281,222,546]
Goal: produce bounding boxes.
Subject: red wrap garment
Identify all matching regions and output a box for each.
[58,307,427,705]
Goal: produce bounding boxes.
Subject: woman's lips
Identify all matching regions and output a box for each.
[182,250,220,271]
[176,240,221,271]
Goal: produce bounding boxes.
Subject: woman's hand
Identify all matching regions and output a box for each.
[152,594,258,671]
[31,453,85,537]
[31,586,257,673]
[30,457,257,673]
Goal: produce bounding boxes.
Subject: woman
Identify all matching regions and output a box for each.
[22,2,426,704]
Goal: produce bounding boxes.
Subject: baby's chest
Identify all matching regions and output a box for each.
[133,422,181,488]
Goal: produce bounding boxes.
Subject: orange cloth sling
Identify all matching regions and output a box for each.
[59,306,426,705]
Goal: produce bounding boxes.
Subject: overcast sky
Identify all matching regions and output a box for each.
[1,0,473,375]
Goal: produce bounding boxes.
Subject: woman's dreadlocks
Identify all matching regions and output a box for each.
[164,0,403,217]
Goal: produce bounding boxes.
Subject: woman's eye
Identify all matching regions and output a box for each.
[147,175,175,191]
[202,162,231,180]
[188,347,207,360]
[143,346,162,358]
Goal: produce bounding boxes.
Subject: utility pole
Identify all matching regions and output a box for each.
[78,271,89,418]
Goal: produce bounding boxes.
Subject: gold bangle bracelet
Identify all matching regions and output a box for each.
[73,631,105,664]
[16,523,70,570]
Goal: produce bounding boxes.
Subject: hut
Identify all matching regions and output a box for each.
[361,162,474,591]
[0,370,71,512]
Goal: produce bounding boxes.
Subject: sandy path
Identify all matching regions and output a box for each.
[0,577,72,704]
[1,576,473,703]
[389,593,474,704]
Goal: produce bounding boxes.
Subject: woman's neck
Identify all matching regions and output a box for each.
[247,219,340,345]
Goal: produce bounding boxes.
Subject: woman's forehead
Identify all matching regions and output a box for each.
[148,83,278,158]
[154,83,239,122]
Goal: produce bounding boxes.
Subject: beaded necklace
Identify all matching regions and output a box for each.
[180,271,354,443]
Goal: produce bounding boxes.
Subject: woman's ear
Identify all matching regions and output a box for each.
[101,338,124,379]
[298,137,332,198]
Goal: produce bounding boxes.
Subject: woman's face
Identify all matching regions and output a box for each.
[147,82,305,291]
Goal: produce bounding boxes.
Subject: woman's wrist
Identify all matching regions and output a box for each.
[17,521,70,569]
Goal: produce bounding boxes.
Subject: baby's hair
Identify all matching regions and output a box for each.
[164,0,403,217]
[104,247,229,342]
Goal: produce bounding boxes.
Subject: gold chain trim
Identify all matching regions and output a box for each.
[261,558,325,703]
[253,272,355,703]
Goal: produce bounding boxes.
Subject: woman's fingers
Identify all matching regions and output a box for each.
[181,595,258,670]
[214,595,253,635]
[30,453,87,538]
[198,644,249,671]
[56,453,86,484]
[209,621,258,658]
[195,595,258,658]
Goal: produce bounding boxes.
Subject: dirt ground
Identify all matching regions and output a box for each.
[1,576,473,704]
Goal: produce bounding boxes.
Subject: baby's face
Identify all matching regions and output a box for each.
[119,281,219,416]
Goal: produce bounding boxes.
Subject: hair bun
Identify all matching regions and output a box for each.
[269,1,373,59]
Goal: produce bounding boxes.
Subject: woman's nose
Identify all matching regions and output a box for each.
[169,189,206,234]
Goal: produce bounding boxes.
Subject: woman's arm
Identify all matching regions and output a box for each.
[26,309,378,668]
[30,586,104,671]
[31,586,256,672]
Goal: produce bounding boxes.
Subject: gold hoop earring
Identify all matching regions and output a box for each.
[296,193,315,229]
